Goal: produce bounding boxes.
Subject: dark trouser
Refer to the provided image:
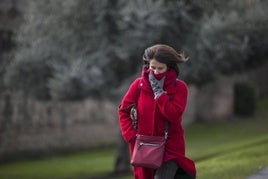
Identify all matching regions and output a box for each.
[155,160,195,179]
[154,161,178,179]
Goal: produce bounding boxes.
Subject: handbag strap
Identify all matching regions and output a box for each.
[132,79,169,139]
[164,120,169,139]
[131,79,142,130]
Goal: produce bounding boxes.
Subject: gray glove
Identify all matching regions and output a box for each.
[148,71,166,99]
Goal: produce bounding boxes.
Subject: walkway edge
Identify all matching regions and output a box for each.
[247,167,268,179]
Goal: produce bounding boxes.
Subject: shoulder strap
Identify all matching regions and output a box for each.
[131,78,141,130]
[164,121,169,139]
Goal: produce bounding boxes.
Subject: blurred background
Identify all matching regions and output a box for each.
[0,0,268,178]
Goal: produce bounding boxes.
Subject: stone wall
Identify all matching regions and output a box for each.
[195,76,235,121]
[185,62,268,122]
[0,94,119,161]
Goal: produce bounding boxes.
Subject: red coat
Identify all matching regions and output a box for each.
[118,69,196,179]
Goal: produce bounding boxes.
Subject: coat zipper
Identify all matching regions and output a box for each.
[138,142,160,149]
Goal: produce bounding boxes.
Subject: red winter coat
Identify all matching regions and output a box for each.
[118,69,196,179]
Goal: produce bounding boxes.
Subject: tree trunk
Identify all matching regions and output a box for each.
[113,133,131,174]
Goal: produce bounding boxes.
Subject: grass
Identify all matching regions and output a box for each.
[0,98,268,179]
[185,98,268,179]
[0,148,116,179]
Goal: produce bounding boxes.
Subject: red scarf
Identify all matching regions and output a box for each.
[142,69,178,89]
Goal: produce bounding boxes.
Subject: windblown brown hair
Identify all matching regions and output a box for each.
[142,44,189,76]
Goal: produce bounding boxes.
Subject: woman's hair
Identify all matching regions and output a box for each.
[142,44,189,76]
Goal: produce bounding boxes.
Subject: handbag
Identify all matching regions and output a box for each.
[130,131,168,169]
[130,117,169,169]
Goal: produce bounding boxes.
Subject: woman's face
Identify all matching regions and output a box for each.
[149,59,167,74]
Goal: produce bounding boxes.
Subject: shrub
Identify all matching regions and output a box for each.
[234,82,256,117]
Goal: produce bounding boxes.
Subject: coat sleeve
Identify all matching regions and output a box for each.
[156,80,188,123]
[118,78,140,143]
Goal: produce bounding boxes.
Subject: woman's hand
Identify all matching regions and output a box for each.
[148,71,166,99]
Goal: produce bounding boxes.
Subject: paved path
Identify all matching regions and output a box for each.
[247,167,268,179]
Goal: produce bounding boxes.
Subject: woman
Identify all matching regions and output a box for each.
[118,44,196,179]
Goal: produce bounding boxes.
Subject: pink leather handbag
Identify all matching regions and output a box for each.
[130,133,167,169]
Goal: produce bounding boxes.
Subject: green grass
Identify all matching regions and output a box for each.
[0,98,268,179]
[0,148,116,179]
[185,98,268,179]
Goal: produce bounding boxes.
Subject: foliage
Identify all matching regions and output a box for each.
[234,82,256,116]
[4,47,54,99]
[48,58,105,100]
[4,0,169,100]
[3,0,268,99]
[182,0,268,85]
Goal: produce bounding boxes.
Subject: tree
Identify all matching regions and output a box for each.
[4,0,169,100]
[181,0,268,85]
[4,0,108,100]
